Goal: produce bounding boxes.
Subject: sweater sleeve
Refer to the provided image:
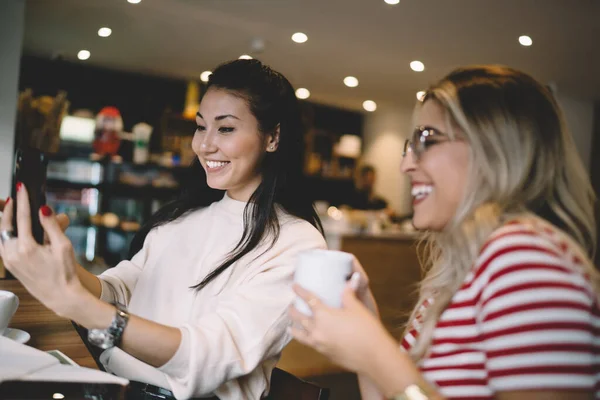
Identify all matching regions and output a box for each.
[158,223,326,398]
[97,228,156,305]
[478,230,597,392]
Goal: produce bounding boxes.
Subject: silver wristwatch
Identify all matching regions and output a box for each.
[88,302,130,349]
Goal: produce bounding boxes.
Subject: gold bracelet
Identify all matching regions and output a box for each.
[391,384,430,400]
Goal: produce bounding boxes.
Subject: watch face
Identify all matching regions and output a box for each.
[88,328,115,350]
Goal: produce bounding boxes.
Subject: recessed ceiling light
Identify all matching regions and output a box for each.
[519,35,533,46]
[239,54,253,60]
[127,0,141,4]
[77,50,91,60]
[410,61,425,72]
[344,76,359,88]
[384,0,400,4]
[292,32,308,44]
[98,27,112,38]
[200,71,212,82]
[295,88,310,99]
[363,100,377,112]
[416,91,426,101]
[52,394,65,400]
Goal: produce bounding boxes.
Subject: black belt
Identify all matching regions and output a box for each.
[127,381,219,400]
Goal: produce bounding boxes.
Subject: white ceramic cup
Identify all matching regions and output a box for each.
[293,249,354,316]
[0,290,19,335]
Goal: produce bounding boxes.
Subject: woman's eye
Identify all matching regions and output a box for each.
[195,125,206,132]
[219,127,235,133]
[422,138,445,150]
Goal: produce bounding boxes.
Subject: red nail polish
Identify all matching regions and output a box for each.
[16,182,22,192]
[5,197,10,205]
[40,205,52,217]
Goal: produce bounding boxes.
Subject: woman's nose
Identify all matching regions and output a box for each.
[198,131,217,153]
[400,147,417,174]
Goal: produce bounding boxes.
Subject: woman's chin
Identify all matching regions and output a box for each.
[411,213,427,230]
[205,177,228,191]
[411,215,440,232]
[412,217,449,233]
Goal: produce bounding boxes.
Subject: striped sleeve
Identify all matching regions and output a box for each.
[401,300,429,352]
[477,230,598,392]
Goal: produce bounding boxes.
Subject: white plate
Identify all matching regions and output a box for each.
[3,328,30,344]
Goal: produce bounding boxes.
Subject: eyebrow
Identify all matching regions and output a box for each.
[196,112,240,121]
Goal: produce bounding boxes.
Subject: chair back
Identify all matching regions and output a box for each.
[266,368,330,400]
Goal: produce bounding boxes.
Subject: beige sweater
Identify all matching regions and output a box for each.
[97,194,326,399]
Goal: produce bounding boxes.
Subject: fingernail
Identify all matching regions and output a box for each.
[5,197,10,205]
[40,205,52,217]
[16,182,22,192]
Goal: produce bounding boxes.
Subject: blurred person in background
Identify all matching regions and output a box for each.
[1,59,326,400]
[347,165,389,211]
[290,65,599,400]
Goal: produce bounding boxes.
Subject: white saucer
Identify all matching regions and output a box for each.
[3,328,30,344]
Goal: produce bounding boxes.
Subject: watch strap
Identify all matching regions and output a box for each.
[87,302,130,349]
[108,302,129,347]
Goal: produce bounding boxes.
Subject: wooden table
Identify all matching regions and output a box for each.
[0,280,97,369]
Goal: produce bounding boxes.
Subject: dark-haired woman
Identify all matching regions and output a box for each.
[0,59,326,399]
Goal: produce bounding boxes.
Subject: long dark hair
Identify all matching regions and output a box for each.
[129,59,323,290]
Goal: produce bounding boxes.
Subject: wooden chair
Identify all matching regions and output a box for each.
[266,368,330,400]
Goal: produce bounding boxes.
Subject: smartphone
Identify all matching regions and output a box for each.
[71,321,108,371]
[11,147,48,244]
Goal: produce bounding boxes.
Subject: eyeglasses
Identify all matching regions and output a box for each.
[403,126,451,160]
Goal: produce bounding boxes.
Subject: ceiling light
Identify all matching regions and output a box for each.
[77,50,91,60]
[98,27,112,38]
[52,394,65,400]
[200,71,212,82]
[519,35,533,46]
[295,88,310,99]
[127,0,141,3]
[343,76,359,88]
[410,61,425,72]
[416,91,426,101]
[292,32,308,44]
[384,0,400,4]
[239,54,253,60]
[363,100,377,112]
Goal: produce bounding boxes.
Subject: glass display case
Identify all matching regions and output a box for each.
[46,157,185,268]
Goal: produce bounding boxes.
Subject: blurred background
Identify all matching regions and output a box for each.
[1,0,599,398]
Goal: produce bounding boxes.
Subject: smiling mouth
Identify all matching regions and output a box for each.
[205,160,231,172]
[411,184,433,205]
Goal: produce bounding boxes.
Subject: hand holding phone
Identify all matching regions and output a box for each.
[11,147,48,244]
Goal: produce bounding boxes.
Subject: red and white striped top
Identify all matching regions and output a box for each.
[401,218,600,399]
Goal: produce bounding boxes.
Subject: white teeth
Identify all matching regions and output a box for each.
[411,185,433,198]
[206,161,230,169]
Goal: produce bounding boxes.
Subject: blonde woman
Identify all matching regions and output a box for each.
[289,65,599,400]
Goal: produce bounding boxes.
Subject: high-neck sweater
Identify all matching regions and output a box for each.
[98,194,326,399]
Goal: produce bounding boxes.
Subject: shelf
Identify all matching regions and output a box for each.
[48,155,193,174]
[112,161,192,174]
[109,183,180,200]
[99,226,139,235]
[63,222,139,235]
[47,179,180,200]
[47,179,101,191]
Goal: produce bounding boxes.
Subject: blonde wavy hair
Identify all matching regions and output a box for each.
[407,65,598,360]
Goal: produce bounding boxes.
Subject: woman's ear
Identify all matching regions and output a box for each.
[266,125,281,152]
